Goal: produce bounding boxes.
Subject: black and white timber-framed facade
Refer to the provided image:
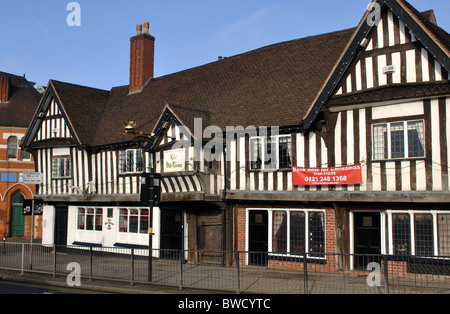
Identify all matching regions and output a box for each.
[22,0,450,271]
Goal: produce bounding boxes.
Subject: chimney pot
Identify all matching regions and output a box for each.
[137,24,143,35]
[144,21,150,34]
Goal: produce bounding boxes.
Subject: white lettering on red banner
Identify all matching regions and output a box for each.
[292,164,363,186]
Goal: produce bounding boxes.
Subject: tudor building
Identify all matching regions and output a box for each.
[23,0,450,273]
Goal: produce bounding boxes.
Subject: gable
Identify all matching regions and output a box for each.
[22,85,80,149]
[333,7,449,97]
[303,0,450,131]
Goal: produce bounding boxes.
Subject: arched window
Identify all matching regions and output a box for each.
[7,136,18,160]
[12,192,25,205]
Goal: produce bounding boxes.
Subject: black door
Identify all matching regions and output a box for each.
[354,212,381,270]
[248,211,268,266]
[160,209,183,259]
[54,206,68,250]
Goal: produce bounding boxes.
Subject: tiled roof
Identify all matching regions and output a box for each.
[51,28,355,147]
[0,72,41,127]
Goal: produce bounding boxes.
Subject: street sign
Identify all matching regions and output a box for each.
[23,173,43,184]
[23,199,43,216]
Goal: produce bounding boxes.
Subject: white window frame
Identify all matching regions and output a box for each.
[372,120,425,161]
[118,208,150,234]
[249,135,292,171]
[119,149,143,174]
[7,136,18,160]
[385,210,450,257]
[77,207,103,232]
[52,156,72,179]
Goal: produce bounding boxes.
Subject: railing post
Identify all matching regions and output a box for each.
[130,248,135,286]
[21,244,25,274]
[179,249,184,291]
[303,252,308,294]
[89,246,93,282]
[235,251,240,294]
[383,255,389,294]
[53,245,57,278]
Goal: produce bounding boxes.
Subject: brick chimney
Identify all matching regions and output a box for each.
[0,76,10,102]
[129,21,155,93]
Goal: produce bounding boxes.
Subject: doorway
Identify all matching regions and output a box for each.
[248,210,268,266]
[54,206,68,249]
[10,193,25,237]
[353,212,381,270]
[160,209,183,259]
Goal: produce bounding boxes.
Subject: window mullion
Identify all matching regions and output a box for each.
[410,211,415,256]
[387,123,391,160]
[403,121,408,158]
[286,210,291,254]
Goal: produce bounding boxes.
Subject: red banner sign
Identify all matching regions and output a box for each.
[292,164,363,186]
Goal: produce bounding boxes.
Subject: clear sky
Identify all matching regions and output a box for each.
[1,0,448,90]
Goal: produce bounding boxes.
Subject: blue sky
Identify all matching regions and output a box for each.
[1,0,448,90]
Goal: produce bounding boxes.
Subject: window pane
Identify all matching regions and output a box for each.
[264,138,276,170]
[78,208,85,230]
[373,124,388,160]
[126,150,134,173]
[129,209,139,233]
[414,214,434,256]
[119,151,126,174]
[390,122,405,159]
[438,214,450,257]
[250,138,261,170]
[272,211,287,253]
[290,212,305,255]
[408,121,425,158]
[135,150,143,172]
[140,209,149,234]
[86,208,94,231]
[119,209,128,233]
[7,137,17,159]
[393,214,410,255]
[279,136,292,169]
[95,208,103,231]
[309,212,325,257]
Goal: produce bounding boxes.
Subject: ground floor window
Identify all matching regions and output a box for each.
[77,208,103,231]
[388,211,450,257]
[119,208,149,234]
[251,208,325,258]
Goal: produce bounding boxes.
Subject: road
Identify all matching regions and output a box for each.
[0,280,111,294]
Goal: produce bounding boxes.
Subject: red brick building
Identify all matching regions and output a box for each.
[0,72,42,240]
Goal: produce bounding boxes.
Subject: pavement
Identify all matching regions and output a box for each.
[0,269,227,295]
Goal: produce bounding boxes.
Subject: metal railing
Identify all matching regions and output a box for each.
[1,242,450,294]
